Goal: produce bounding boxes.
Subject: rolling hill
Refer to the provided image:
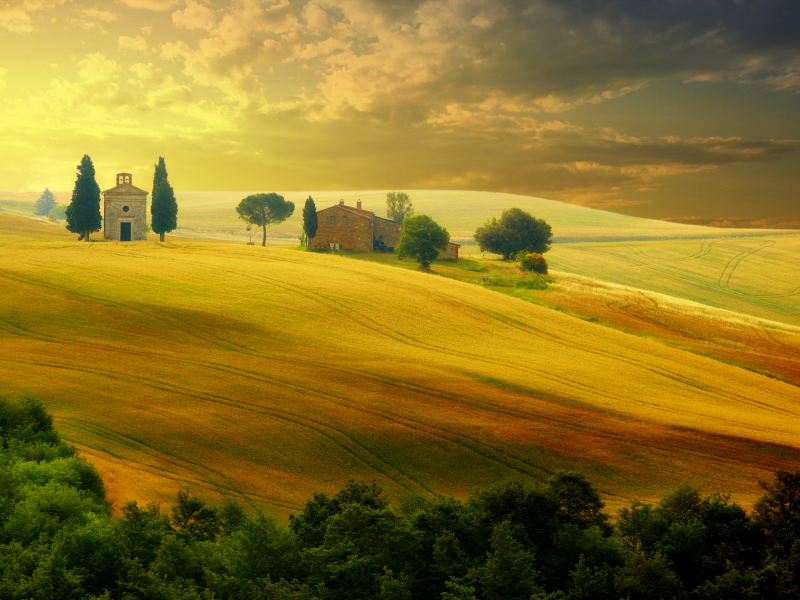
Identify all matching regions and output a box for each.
[3,188,788,245]
[1,212,799,518]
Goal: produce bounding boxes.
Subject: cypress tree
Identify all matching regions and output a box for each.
[151,157,178,242]
[65,155,102,242]
[302,196,318,246]
[33,188,57,216]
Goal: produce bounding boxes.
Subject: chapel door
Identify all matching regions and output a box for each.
[120,222,132,241]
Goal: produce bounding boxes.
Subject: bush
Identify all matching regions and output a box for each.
[514,276,547,290]
[48,204,67,221]
[520,253,548,274]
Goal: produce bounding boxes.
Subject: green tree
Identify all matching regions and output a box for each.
[473,208,552,259]
[303,196,318,245]
[150,158,178,242]
[754,470,800,558]
[34,188,57,216]
[236,193,295,247]
[48,204,67,221]
[396,215,449,269]
[65,155,102,242]
[386,192,414,223]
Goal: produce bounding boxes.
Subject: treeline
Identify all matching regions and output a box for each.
[1,397,798,600]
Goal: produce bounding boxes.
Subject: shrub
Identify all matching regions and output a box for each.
[520,253,548,274]
[514,276,547,290]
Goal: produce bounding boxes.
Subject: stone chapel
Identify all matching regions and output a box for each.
[103,173,148,241]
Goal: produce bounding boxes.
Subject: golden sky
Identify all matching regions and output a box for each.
[1,0,798,223]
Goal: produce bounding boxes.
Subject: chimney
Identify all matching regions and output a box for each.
[339,199,344,205]
[357,200,362,209]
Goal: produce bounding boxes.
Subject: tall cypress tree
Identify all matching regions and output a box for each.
[302,196,318,247]
[65,155,102,242]
[151,158,177,242]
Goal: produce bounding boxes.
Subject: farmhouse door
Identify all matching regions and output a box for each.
[120,222,132,241]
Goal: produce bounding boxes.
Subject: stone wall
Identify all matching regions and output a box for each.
[104,193,147,241]
[438,242,460,260]
[309,205,372,252]
[373,217,402,250]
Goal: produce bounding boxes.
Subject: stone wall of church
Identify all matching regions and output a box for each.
[104,194,147,241]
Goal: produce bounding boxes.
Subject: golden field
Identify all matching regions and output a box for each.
[1,212,800,518]
[548,236,800,326]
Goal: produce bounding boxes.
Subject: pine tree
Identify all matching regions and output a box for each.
[33,188,57,216]
[65,155,102,242]
[150,157,178,242]
[302,196,318,246]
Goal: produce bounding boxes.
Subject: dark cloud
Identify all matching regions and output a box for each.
[416,0,800,108]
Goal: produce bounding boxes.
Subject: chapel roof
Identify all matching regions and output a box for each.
[102,183,149,195]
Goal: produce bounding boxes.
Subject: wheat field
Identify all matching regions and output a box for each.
[548,235,800,327]
[1,213,799,517]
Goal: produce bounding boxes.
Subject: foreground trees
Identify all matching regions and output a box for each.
[396,214,450,268]
[474,208,552,259]
[151,157,178,242]
[65,155,102,242]
[2,396,799,600]
[236,193,295,246]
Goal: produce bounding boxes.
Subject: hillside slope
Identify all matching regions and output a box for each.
[548,235,800,326]
[1,223,799,516]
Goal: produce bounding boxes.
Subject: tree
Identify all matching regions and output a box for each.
[396,215,449,269]
[48,205,67,222]
[34,188,57,216]
[302,196,318,245]
[473,208,552,259]
[754,469,800,557]
[386,192,414,223]
[235,193,295,247]
[150,157,178,242]
[65,155,102,242]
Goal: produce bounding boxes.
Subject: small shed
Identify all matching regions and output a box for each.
[103,173,148,241]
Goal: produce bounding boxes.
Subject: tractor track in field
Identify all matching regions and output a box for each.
[4,248,800,460]
[717,241,774,290]
[59,417,305,511]
[6,250,799,424]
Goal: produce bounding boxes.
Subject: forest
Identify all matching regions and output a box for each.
[0,396,798,600]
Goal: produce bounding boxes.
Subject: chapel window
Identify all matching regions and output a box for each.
[343,216,348,225]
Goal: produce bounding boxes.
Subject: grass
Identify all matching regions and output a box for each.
[1,212,800,519]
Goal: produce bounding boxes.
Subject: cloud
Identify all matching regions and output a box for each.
[77,53,120,82]
[119,35,148,53]
[172,0,216,31]
[0,0,71,33]
[117,0,177,10]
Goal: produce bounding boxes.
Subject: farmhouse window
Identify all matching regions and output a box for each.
[343,216,348,225]
[329,216,336,225]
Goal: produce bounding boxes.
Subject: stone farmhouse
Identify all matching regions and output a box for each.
[308,200,460,259]
[103,173,148,241]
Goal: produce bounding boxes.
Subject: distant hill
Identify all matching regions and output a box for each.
[6,189,786,244]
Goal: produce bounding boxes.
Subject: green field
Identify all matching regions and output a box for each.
[548,235,800,326]
[3,189,787,245]
[1,212,799,518]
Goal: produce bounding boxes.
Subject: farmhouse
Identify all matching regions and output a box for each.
[308,199,460,259]
[103,173,148,242]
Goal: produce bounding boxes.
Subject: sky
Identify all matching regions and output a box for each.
[1,0,798,225]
